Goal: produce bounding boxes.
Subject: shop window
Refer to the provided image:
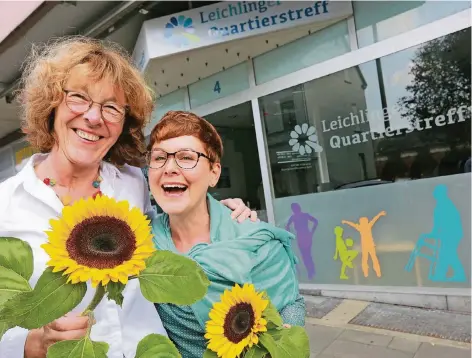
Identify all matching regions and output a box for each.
[260,28,471,288]
[253,20,350,85]
[354,1,470,48]
[260,28,471,198]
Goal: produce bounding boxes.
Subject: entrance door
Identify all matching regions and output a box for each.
[205,102,267,221]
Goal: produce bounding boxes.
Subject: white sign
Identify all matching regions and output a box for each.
[133,1,353,70]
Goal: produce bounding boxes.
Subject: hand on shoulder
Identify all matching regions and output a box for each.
[219,197,258,223]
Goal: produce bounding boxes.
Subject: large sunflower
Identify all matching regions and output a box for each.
[41,195,155,287]
[205,283,268,358]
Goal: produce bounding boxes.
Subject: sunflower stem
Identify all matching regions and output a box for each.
[85,311,95,338]
[81,284,106,316]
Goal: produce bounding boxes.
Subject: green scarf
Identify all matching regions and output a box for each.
[151,194,300,327]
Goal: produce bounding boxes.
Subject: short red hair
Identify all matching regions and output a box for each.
[148,111,223,163]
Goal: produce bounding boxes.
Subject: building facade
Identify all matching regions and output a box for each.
[135,1,471,309]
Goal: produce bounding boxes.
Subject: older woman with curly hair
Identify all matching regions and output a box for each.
[0,37,255,358]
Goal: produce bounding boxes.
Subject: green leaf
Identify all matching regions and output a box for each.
[135,333,181,358]
[244,345,269,358]
[0,238,33,338]
[46,337,109,358]
[259,327,310,358]
[0,265,32,307]
[203,349,218,358]
[138,251,210,305]
[106,281,125,307]
[263,301,283,329]
[276,326,310,358]
[0,267,87,329]
[259,333,280,358]
[0,237,34,280]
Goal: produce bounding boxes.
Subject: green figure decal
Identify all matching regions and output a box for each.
[333,226,359,280]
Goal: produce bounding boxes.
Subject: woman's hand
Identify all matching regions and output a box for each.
[24,314,89,358]
[220,198,258,223]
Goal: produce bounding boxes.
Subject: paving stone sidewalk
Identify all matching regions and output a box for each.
[306,323,471,358]
[304,296,471,358]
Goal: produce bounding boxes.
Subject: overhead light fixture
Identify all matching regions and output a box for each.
[139,8,149,15]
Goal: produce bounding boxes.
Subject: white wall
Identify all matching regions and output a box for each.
[0,1,43,43]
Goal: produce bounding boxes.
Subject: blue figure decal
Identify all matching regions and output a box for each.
[286,203,318,280]
[405,184,466,282]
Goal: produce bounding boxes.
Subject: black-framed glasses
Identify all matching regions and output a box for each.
[63,89,127,123]
[147,149,211,169]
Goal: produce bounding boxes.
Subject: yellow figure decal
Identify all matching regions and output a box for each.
[342,211,386,278]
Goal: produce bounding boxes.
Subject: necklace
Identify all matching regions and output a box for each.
[43,175,102,206]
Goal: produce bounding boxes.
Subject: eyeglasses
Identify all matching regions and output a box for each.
[147,149,211,169]
[63,89,127,123]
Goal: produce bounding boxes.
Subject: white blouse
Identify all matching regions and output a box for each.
[0,154,166,358]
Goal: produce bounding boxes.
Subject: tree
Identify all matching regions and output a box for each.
[397,28,471,145]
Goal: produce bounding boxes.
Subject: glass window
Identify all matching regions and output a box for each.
[260,28,471,197]
[354,1,471,48]
[204,102,268,222]
[188,62,249,108]
[254,20,350,84]
[260,29,471,288]
[145,88,187,136]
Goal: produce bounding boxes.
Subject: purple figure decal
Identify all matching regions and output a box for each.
[286,203,318,279]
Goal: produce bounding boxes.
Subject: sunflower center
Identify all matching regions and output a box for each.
[92,235,117,252]
[223,303,255,343]
[66,216,136,269]
[232,311,251,333]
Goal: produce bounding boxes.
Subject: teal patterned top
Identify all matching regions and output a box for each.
[156,296,305,358]
[152,194,306,358]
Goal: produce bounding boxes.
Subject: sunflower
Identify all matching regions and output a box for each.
[205,283,268,358]
[41,195,155,288]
